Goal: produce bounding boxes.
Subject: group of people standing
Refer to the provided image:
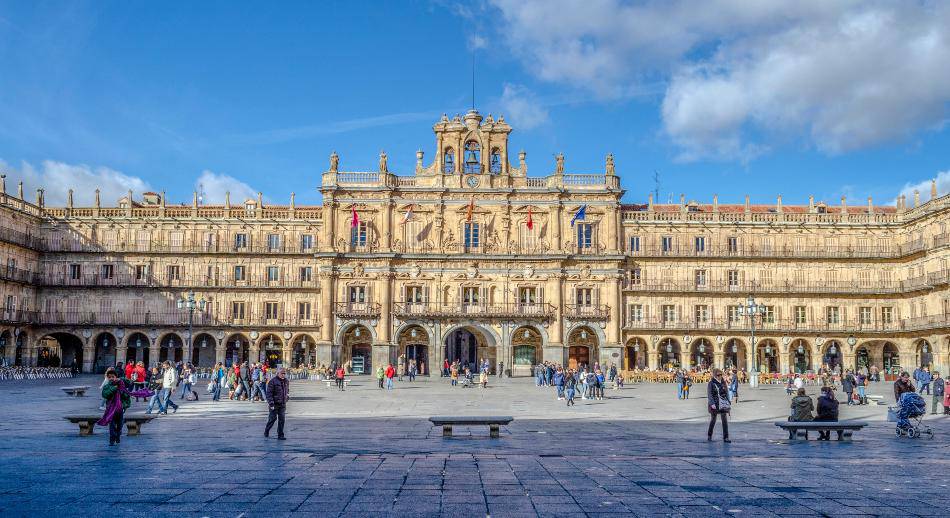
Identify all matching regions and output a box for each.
[535,361,619,405]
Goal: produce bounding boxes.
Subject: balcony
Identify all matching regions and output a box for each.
[0,266,38,284]
[620,317,926,334]
[391,302,556,319]
[0,309,39,324]
[927,270,949,286]
[37,272,321,290]
[43,240,320,255]
[624,243,926,260]
[563,304,610,320]
[934,233,949,248]
[622,280,908,295]
[0,226,45,250]
[37,311,320,328]
[333,302,381,319]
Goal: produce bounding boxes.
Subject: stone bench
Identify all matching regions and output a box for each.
[429,416,514,438]
[61,386,91,397]
[774,421,868,441]
[64,414,157,436]
[323,379,351,388]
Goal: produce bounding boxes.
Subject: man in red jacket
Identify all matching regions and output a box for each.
[124,361,134,380]
[385,363,396,391]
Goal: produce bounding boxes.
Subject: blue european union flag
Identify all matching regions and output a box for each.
[570,205,587,227]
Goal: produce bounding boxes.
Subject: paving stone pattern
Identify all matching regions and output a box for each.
[0,375,948,517]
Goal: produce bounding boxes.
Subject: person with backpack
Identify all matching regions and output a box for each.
[707,368,731,442]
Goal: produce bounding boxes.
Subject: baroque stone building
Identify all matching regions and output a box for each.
[0,110,947,376]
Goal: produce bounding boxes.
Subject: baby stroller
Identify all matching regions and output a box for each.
[892,392,934,439]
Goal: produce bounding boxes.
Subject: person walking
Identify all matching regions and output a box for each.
[917,367,932,395]
[814,386,840,440]
[251,363,266,402]
[160,361,179,414]
[565,369,577,406]
[211,362,224,401]
[408,361,417,382]
[145,366,165,414]
[675,370,685,400]
[943,378,950,415]
[264,367,290,440]
[450,363,459,386]
[442,358,450,378]
[335,365,346,391]
[931,372,944,414]
[841,370,856,406]
[855,371,868,405]
[728,369,739,403]
[553,368,565,400]
[706,368,731,442]
[376,365,385,389]
[385,362,395,390]
[179,363,198,401]
[98,367,131,446]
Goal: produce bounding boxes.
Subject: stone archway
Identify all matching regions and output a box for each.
[790,339,812,374]
[92,332,118,373]
[258,334,284,368]
[511,325,542,376]
[882,342,901,377]
[290,333,315,368]
[690,338,714,370]
[158,332,184,364]
[915,339,933,369]
[821,340,844,372]
[191,333,216,367]
[724,338,747,371]
[855,343,872,373]
[341,324,373,374]
[567,326,599,371]
[0,330,11,365]
[224,333,250,367]
[397,324,430,375]
[443,325,498,373]
[625,337,647,370]
[658,337,680,369]
[756,339,779,373]
[37,332,84,369]
[125,332,151,367]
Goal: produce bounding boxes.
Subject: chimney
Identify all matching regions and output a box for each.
[680,193,686,213]
[193,191,199,208]
[0,174,5,194]
[18,182,23,200]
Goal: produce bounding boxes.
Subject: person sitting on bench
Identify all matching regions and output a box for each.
[789,388,814,422]
[814,386,840,440]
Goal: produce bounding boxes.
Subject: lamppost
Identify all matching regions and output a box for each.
[738,294,764,388]
[176,291,206,363]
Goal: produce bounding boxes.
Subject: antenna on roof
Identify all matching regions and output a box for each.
[198,183,205,206]
[652,170,660,201]
[471,38,476,110]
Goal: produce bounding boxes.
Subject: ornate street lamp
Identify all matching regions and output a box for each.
[176,291,206,361]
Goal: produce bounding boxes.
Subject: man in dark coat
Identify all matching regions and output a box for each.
[265,367,290,440]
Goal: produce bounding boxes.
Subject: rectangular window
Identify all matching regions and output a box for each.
[629,304,643,323]
[299,266,312,282]
[100,264,114,279]
[629,268,641,286]
[69,264,81,280]
[576,223,593,249]
[518,287,537,305]
[826,306,840,324]
[234,233,248,249]
[136,230,151,251]
[727,236,739,253]
[267,234,281,251]
[349,286,366,303]
[762,305,775,324]
[264,302,279,320]
[882,306,893,324]
[694,269,707,287]
[694,236,705,253]
[234,265,246,281]
[169,231,184,251]
[166,265,180,281]
[795,306,807,325]
[134,265,148,281]
[661,304,676,323]
[629,236,640,253]
[694,305,708,323]
[574,288,593,306]
[298,302,311,320]
[300,234,314,251]
[405,286,424,303]
[728,305,741,323]
[727,270,739,288]
[231,302,246,320]
[266,266,279,282]
[860,307,872,325]
[462,286,480,305]
[350,222,368,247]
[464,222,480,250]
[661,236,673,253]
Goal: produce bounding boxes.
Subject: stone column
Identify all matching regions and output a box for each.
[82,343,94,373]
[381,200,393,251]
[115,342,127,366]
[713,352,725,370]
[552,205,562,251]
[182,335,192,364]
[779,349,790,374]
[378,272,393,344]
[605,204,618,252]
[149,343,160,367]
[320,271,336,343]
[215,340,226,365]
[322,199,336,252]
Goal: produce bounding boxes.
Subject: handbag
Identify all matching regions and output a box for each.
[718,394,731,412]
[206,381,215,393]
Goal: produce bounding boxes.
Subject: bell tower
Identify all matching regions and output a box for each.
[431,110,512,179]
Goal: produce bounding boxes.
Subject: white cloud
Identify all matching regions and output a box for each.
[898,170,950,203]
[0,158,150,206]
[498,84,549,130]
[488,0,950,160]
[195,170,260,205]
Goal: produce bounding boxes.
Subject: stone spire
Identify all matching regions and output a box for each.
[932,179,938,199]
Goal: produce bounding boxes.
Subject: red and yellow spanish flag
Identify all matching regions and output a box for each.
[526,207,534,230]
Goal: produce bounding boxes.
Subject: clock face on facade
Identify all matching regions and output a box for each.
[465,175,479,188]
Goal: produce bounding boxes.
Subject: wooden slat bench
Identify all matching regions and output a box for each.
[64,414,157,436]
[61,386,91,397]
[429,416,514,438]
[774,421,868,441]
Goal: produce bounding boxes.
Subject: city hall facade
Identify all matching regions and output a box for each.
[0,110,947,376]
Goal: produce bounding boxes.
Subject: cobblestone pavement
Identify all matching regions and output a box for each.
[0,375,948,517]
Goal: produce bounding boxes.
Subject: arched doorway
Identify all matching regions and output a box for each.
[790,339,811,374]
[37,332,84,370]
[93,332,117,373]
[511,326,541,377]
[126,333,150,366]
[883,342,900,375]
[756,339,779,373]
[342,325,372,374]
[224,334,249,367]
[291,334,314,368]
[158,333,183,364]
[398,325,430,375]
[659,337,680,369]
[0,330,10,365]
[916,340,933,369]
[191,333,215,367]
[724,338,746,371]
[690,339,713,370]
[855,344,871,372]
[445,327,479,371]
[13,331,26,366]
[260,334,283,368]
[625,338,647,370]
[567,326,598,370]
[822,340,843,372]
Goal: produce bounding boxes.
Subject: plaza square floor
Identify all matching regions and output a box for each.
[0,375,948,517]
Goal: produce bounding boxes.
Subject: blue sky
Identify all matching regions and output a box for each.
[1,0,948,207]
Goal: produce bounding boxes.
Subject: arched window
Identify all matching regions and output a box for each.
[489,148,502,174]
[443,148,455,174]
[463,140,481,174]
